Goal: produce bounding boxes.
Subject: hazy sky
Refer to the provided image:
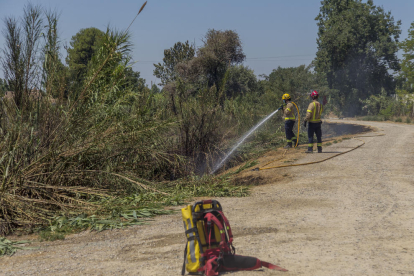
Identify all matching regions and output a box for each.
[1,0,414,86]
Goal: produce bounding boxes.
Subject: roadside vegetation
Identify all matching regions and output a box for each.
[0,3,302,243]
[1,0,414,252]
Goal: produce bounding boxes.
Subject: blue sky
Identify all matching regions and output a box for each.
[1,0,414,86]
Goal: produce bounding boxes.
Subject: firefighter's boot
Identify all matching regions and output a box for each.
[292,138,298,147]
[306,147,313,153]
[284,142,292,149]
[318,146,322,153]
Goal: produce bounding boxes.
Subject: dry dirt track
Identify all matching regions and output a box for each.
[1,120,414,276]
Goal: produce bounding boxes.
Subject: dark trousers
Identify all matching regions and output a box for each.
[308,122,322,147]
[284,120,296,143]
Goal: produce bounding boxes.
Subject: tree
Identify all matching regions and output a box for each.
[173,29,246,97]
[124,67,146,91]
[151,83,160,94]
[315,0,401,116]
[224,65,257,98]
[267,65,317,95]
[153,41,195,86]
[399,22,414,93]
[197,29,245,88]
[66,27,104,82]
[1,3,43,108]
[258,65,321,112]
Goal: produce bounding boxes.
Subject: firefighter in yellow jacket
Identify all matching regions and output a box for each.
[304,91,323,153]
[281,94,297,148]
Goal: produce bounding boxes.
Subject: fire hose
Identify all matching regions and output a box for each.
[252,133,385,172]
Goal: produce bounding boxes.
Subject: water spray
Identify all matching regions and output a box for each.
[211,107,282,174]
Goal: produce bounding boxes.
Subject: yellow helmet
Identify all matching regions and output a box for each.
[282,93,291,101]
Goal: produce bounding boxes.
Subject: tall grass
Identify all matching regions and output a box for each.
[0,2,183,236]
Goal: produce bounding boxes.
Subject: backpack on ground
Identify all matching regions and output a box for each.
[181,199,287,275]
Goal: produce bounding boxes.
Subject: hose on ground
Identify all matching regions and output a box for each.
[253,133,385,172]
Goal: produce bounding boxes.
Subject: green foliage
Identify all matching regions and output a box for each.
[0,5,299,239]
[172,174,249,198]
[1,3,43,108]
[153,41,195,85]
[361,88,413,119]
[234,160,258,174]
[0,22,177,235]
[259,64,329,118]
[174,30,246,93]
[0,237,34,256]
[121,67,146,92]
[39,207,172,241]
[359,115,385,121]
[66,27,104,84]
[399,22,414,93]
[197,29,245,88]
[360,88,389,115]
[153,32,254,175]
[0,78,8,96]
[395,117,402,122]
[42,10,67,98]
[264,65,318,96]
[224,65,257,98]
[406,118,411,124]
[151,83,160,94]
[315,0,401,116]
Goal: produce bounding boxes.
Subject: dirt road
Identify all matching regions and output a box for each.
[1,120,414,276]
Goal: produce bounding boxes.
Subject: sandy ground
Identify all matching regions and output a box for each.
[1,119,414,276]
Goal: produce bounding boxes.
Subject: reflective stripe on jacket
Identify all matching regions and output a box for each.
[305,100,322,123]
[283,102,296,121]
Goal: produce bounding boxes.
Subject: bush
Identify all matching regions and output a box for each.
[395,117,402,122]
[360,115,384,121]
[406,118,411,124]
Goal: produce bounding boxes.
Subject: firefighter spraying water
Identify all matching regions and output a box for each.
[280,93,300,148]
[211,91,328,174]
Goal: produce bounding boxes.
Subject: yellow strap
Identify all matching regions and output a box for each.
[285,117,295,120]
[291,101,300,148]
[307,110,312,113]
[309,102,321,122]
[312,102,316,121]
[286,108,291,111]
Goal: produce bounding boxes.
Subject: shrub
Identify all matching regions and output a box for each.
[360,115,384,121]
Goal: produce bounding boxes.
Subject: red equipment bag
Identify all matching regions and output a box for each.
[182,199,287,275]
